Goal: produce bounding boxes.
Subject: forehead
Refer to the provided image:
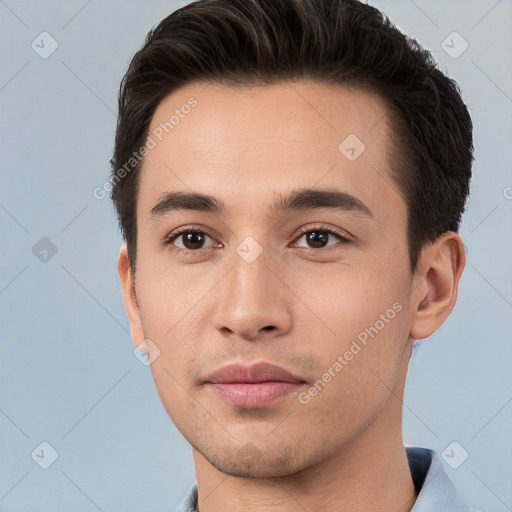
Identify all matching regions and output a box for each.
[139,80,404,223]
[148,80,389,151]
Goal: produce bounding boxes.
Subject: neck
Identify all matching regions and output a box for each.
[193,344,417,512]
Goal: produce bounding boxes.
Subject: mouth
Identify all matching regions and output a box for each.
[204,362,306,408]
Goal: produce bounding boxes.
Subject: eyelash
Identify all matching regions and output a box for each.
[163,224,351,255]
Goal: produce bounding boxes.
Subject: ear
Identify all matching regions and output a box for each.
[409,232,466,341]
[117,244,147,351]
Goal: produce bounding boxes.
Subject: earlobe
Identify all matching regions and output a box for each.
[409,233,466,341]
[117,245,146,350]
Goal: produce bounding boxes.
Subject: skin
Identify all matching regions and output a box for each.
[118,80,465,512]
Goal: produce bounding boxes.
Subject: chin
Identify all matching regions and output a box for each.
[198,441,319,478]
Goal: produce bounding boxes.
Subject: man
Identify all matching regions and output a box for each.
[111,0,478,510]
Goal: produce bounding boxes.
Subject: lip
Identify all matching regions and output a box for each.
[205,362,306,408]
[206,362,304,384]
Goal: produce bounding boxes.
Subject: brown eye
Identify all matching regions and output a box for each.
[168,231,215,251]
[294,229,347,249]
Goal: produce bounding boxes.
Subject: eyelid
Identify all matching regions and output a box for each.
[293,223,351,240]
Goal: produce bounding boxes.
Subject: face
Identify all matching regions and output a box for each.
[122,80,421,477]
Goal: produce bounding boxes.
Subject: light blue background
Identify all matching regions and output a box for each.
[1,1,511,511]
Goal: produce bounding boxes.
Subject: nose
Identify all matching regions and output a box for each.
[212,249,293,341]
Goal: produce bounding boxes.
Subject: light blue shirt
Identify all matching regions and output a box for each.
[176,447,481,511]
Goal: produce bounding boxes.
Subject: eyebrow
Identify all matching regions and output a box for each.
[150,188,374,219]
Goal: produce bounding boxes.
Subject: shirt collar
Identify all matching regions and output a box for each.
[407,447,476,512]
[176,446,476,512]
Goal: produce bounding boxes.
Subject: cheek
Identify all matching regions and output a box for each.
[295,305,409,439]
[135,256,213,334]
[293,264,410,394]
[291,261,407,342]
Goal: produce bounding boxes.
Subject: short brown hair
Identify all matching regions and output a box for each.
[111,0,473,276]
